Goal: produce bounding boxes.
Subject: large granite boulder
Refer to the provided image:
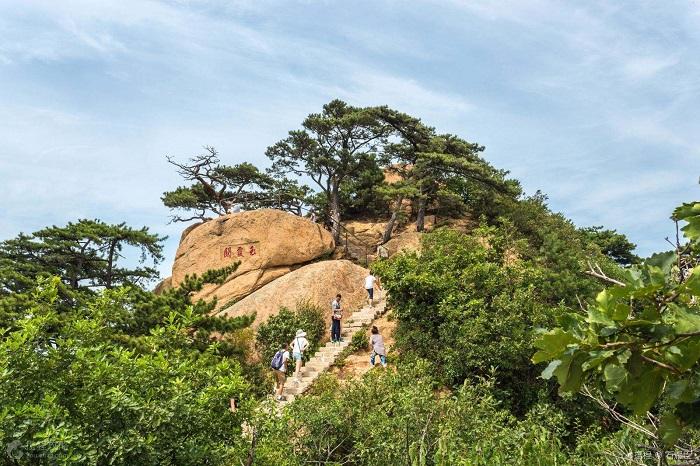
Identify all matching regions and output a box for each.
[384,230,423,256]
[217,260,369,327]
[169,209,335,306]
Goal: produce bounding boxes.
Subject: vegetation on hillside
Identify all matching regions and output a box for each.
[5,99,700,465]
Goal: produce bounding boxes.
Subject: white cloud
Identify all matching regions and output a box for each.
[329,72,473,118]
[1,0,699,266]
[621,55,680,81]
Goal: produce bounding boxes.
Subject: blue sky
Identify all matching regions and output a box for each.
[1,0,699,278]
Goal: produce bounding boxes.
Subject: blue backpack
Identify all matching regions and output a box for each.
[271,350,285,370]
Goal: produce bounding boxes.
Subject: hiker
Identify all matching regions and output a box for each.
[270,342,290,401]
[364,271,381,308]
[331,294,343,343]
[369,326,387,368]
[290,329,309,382]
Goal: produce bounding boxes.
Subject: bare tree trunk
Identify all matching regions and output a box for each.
[244,428,258,466]
[106,239,117,289]
[416,197,426,232]
[382,195,404,244]
[330,181,341,242]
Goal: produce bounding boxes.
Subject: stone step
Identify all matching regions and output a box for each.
[351,314,375,321]
[316,349,344,357]
[306,361,332,371]
[319,342,349,351]
[300,366,319,375]
[348,318,372,324]
[277,298,386,402]
[284,384,308,395]
[317,352,338,359]
[344,323,366,330]
[310,355,338,365]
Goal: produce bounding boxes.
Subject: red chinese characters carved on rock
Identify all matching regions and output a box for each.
[222,244,259,260]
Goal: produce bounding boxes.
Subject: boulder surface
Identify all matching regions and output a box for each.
[170,209,334,305]
[217,259,369,326]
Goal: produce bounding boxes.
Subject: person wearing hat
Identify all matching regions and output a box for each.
[290,329,309,382]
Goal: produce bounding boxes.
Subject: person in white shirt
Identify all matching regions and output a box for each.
[364,272,381,308]
[290,329,309,382]
[369,325,387,368]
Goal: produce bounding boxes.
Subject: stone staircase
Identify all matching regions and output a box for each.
[281,299,386,403]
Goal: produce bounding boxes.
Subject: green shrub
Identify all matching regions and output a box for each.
[372,226,613,420]
[253,361,626,465]
[373,229,551,387]
[0,279,252,466]
[256,299,326,365]
[350,325,369,352]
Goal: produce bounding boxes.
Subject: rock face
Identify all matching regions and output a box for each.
[153,276,172,295]
[340,220,387,262]
[384,230,423,256]
[217,260,369,327]
[170,209,335,306]
[340,218,435,261]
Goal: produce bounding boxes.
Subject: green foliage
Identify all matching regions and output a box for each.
[580,226,640,266]
[0,219,164,291]
[108,264,256,358]
[535,201,700,447]
[373,228,554,398]
[350,325,369,352]
[305,154,390,225]
[267,99,389,239]
[256,300,326,364]
[497,192,624,307]
[373,106,519,236]
[163,147,309,221]
[339,154,390,219]
[252,362,633,465]
[0,219,165,324]
[0,278,252,465]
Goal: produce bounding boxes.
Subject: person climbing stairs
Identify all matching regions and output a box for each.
[279,298,386,403]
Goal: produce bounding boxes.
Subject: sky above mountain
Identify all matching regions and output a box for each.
[1,0,699,278]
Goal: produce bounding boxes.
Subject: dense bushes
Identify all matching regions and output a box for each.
[256,300,326,364]
[373,228,554,391]
[371,224,622,424]
[249,361,646,465]
[350,324,370,352]
[0,278,251,465]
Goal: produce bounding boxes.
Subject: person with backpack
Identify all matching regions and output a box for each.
[364,272,381,308]
[331,294,343,343]
[369,325,387,368]
[270,342,290,401]
[290,329,309,382]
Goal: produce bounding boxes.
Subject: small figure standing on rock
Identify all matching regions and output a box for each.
[270,342,290,401]
[364,271,381,308]
[331,294,343,344]
[369,326,387,368]
[291,330,309,382]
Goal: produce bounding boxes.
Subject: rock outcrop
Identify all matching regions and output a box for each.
[340,220,387,261]
[153,276,172,294]
[384,230,423,256]
[339,217,437,261]
[170,209,335,306]
[217,260,369,326]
